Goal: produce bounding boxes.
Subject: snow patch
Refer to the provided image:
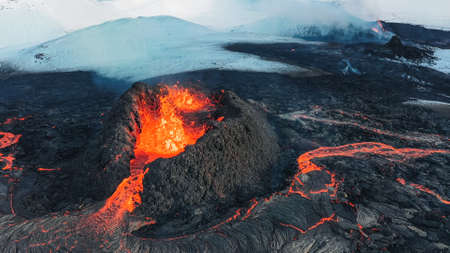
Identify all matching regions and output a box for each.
[429,49,450,74]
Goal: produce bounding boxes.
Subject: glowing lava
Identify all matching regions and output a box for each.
[37,168,61,172]
[0,116,29,126]
[131,85,212,173]
[280,214,337,235]
[0,132,21,149]
[396,178,450,205]
[90,85,213,232]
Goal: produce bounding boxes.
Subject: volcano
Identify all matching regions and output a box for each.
[88,83,280,237]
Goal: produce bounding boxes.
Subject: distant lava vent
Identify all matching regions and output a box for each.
[91,82,279,235]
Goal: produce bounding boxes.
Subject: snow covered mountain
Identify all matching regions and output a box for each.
[1,16,305,81]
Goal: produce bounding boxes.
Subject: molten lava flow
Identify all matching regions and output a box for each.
[131,85,212,173]
[89,169,149,234]
[90,85,213,233]
[0,153,15,172]
[0,132,21,149]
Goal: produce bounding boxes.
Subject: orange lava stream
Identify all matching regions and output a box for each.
[90,85,213,232]
[409,184,450,205]
[0,132,21,149]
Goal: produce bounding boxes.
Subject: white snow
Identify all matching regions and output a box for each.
[0,16,308,82]
[429,49,450,74]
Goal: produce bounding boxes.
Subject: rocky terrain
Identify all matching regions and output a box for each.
[0,35,449,252]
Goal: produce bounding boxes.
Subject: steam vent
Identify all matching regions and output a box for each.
[92,83,280,234]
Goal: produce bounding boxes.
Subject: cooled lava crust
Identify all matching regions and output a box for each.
[92,82,279,229]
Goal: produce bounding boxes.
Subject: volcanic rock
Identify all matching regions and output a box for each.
[384,35,436,63]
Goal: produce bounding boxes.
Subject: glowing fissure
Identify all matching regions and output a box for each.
[0,132,22,149]
[396,178,450,205]
[37,168,61,172]
[90,85,213,232]
[280,214,337,234]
